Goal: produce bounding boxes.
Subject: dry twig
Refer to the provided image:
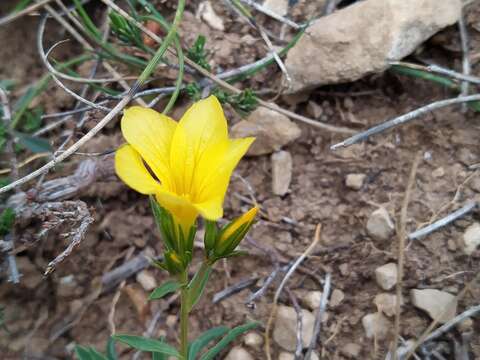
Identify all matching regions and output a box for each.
[392,152,421,360]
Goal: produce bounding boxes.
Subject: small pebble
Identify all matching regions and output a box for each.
[362,312,391,340]
[345,173,366,190]
[330,289,345,307]
[136,270,157,291]
[462,222,480,255]
[367,207,395,241]
[224,346,254,360]
[243,332,263,348]
[375,263,398,291]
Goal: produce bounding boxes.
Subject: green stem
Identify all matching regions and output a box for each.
[179,271,189,360]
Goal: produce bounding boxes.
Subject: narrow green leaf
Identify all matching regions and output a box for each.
[188,326,229,360]
[13,131,52,153]
[74,345,107,360]
[199,322,261,360]
[113,335,180,358]
[187,263,212,312]
[106,337,117,360]
[149,280,182,300]
[152,352,169,360]
[0,208,15,237]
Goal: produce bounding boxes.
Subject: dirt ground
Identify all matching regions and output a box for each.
[0,0,479,359]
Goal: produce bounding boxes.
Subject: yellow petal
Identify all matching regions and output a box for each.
[170,96,228,195]
[115,144,161,194]
[155,190,198,233]
[121,106,176,189]
[194,195,223,220]
[195,137,255,203]
[220,206,258,242]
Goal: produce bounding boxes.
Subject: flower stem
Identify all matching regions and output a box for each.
[179,270,189,360]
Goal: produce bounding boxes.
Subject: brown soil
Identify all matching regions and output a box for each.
[0,1,479,359]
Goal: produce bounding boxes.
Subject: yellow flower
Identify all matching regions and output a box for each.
[115,96,255,232]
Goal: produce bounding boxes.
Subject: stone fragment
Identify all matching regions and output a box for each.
[285,0,462,91]
[462,223,480,255]
[197,1,224,31]
[367,207,395,241]
[263,0,289,16]
[136,270,157,291]
[362,312,391,340]
[224,346,254,360]
[345,173,366,190]
[243,332,263,348]
[374,293,402,317]
[231,107,301,156]
[375,263,398,290]
[330,289,345,307]
[341,343,362,358]
[410,289,457,323]
[271,151,293,196]
[302,290,322,310]
[273,305,315,351]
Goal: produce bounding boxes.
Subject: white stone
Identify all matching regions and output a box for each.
[197,1,224,31]
[341,343,362,358]
[231,107,301,156]
[367,207,395,241]
[271,151,293,196]
[285,0,462,92]
[136,270,157,291]
[345,173,366,190]
[330,289,345,307]
[302,291,322,310]
[273,305,315,351]
[243,332,263,348]
[375,263,397,290]
[462,222,480,255]
[411,289,457,323]
[263,0,289,16]
[278,352,294,360]
[374,293,402,317]
[362,312,391,340]
[224,346,254,360]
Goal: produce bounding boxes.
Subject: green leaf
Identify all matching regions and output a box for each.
[0,208,15,237]
[21,107,43,132]
[152,352,169,360]
[113,335,180,358]
[74,345,107,360]
[199,322,261,360]
[106,337,117,360]
[13,131,51,153]
[188,326,229,360]
[187,263,212,312]
[149,280,182,300]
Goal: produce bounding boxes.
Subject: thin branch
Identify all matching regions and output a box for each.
[458,10,471,112]
[237,0,301,29]
[0,0,54,27]
[393,152,421,360]
[212,277,259,303]
[408,200,477,240]
[286,288,303,360]
[305,272,331,360]
[330,94,480,150]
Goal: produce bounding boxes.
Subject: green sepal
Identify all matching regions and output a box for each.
[203,220,218,252]
[215,223,250,258]
[164,251,185,275]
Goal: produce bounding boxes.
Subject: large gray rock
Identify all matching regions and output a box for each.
[273,305,315,351]
[411,289,457,323]
[231,107,301,156]
[285,0,462,91]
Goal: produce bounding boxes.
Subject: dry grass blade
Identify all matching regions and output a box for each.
[392,152,421,360]
[0,0,54,27]
[264,224,322,360]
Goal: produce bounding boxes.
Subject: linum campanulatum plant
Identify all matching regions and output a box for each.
[111,96,259,359]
